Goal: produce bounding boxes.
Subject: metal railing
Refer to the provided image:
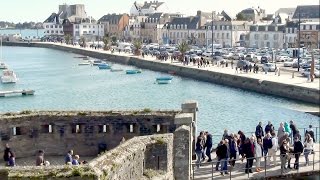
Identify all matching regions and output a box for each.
[191,150,319,180]
[209,127,320,148]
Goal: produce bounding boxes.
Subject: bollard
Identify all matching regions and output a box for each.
[278,69,280,76]
[292,72,294,78]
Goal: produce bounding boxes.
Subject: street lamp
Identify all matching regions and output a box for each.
[98,22,100,49]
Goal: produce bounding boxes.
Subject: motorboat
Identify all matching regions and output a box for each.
[83,56,90,60]
[110,68,123,72]
[1,69,18,83]
[156,76,173,81]
[156,79,172,84]
[98,63,111,70]
[126,70,142,74]
[0,62,8,69]
[91,60,103,66]
[78,61,91,65]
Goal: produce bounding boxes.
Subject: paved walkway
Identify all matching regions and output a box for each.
[192,143,320,179]
[36,42,320,90]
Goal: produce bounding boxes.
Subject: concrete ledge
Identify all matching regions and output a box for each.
[174,113,193,125]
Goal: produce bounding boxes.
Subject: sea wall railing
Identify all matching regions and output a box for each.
[191,150,319,180]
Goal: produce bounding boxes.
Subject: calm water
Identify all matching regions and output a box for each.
[0,29,44,38]
[0,46,319,139]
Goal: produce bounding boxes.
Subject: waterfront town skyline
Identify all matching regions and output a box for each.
[0,0,319,23]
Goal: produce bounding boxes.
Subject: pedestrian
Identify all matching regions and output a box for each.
[277,122,285,144]
[8,151,15,167]
[263,133,271,158]
[231,60,234,69]
[72,155,80,165]
[289,120,298,141]
[65,150,73,165]
[215,141,223,171]
[3,143,12,166]
[265,121,275,134]
[195,132,204,169]
[222,129,229,140]
[216,140,228,176]
[303,133,313,166]
[36,150,45,166]
[242,138,254,174]
[305,125,316,142]
[254,137,263,172]
[293,136,304,169]
[204,131,213,162]
[255,122,264,140]
[229,135,238,167]
[238,131,246,159]
[280,140,290,172]
[235,67,238,73]
[201,131,206,161]
[267,132,278,166]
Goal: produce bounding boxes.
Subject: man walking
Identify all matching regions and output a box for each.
[205,131,213,162]
[255,122,264,139]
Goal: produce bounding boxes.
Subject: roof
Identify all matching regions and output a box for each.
[147,12,163,19]
[98,14,125,24]
[141,1,164,9]
[221,11,232,21]
[43,13,61,23]
[292,5,320,19]
[241,8,255,14]
[167,16,200,29]
[275,8,296,15]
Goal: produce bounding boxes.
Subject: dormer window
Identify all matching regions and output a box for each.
[185,24,187,29]
[177,25,180,29]
[174,25,176,29]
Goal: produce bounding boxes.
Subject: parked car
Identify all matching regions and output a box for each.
[260,56,269,64]
[236,60,251,68]
[301,68,320,78]
[292,59,304,68]
[262,63,276,72]
[190,54,201,60]
[283,59,296,67]
[202,51,213,57]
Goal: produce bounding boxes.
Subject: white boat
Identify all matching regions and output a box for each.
[1,69,18,83]
[0,62,8,69]
[78,61,91,65]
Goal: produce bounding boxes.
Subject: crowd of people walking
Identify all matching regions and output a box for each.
[195,120,316,176]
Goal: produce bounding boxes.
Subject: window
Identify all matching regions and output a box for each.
[217,33,220,38]
[226,26,229,30]
[177,25,180,29]
[50,25,53,28]
[208,26,211,30]
[83,31,87,34]
[59,25,62,28]
[72,124,82,133]
[273,34,278,40]
[47,30,49,33]
[46,25,49,28]
[89,31,91,33]
[222,33,224,39]
[184,32,187,38]
[12,127,22,136]
[89,25,91,28]
[303,25,306,30]
[55,25,58,28]
[55,30,58,34]
[309,25,312,30]
[75,25,79,29]
[75,31,79,36]
[41,124,53,133]
[93,31,95,33]
[221,26,224,30]
[83,25,87,28]
[212,33,215,38]
[264,34,268,40]
[98,125,110,133]
[60,31,63,34]
[177,32,179,38]
[226,33,229,39]
[127,124,136,133]
[51,30,54,33]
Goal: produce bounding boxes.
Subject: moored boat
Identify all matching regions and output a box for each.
[110,68,123,72]
[1,69,18,83]
[78,61,91,65]
[126,70,142,74]
[0,62,8,69]
[98,63,111,69]
[83,56,90,60]
[156,79,172,84]
[156,76,173,81]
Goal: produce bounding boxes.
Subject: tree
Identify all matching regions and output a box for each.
[177,41,189,61]
[236,13,246,21]
[103,34,110,50]
[64,34,72,45]
[80,36,86,48]
[133,39,142,56]
[111,36,117,45]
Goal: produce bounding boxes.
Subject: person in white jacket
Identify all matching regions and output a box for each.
[304,133,313,166]
[268,132,278,166]
[254,138,264,172]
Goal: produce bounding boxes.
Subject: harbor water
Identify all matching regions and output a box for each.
[0,46,319,140]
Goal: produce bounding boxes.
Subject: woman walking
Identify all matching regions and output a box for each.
[195,132,204,169]
[280,140,290,171]
[304,133,313,166]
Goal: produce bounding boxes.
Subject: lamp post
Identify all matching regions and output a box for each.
[98,22,100,49]
[211,11,214,57]
[297,6,301,72]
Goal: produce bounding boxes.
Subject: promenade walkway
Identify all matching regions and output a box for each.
[192,143,320,179]
[36,42,320,91]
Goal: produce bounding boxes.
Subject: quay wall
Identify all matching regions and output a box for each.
[3,42,320,105]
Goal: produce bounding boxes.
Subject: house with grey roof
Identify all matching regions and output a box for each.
[239,7,266,22]
[275,8,296,20]
[292,5,320,22]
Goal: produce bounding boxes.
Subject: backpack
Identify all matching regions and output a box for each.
[267,138,273,149]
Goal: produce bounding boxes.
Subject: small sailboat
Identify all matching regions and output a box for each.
[1,69,18,83]
[126,70,142,74]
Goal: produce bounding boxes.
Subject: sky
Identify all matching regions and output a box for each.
[0,0,319,23]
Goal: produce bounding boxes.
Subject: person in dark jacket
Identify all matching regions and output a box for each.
[293,137,304,169]
[305,125,316,142]
[265,121,274,134]
[215,141,223,171]
[216,140,228,176]
[3,143,13,166]
[204,131,213,162]
[229,135,238,167]
[238,131,246,158]
[255,122,264,139]
[289,120,298,141]
[195,132,205,168]
[242,138,255,173]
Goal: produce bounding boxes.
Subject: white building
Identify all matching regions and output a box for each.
[130,1,169,16]
[284,22,298,48]
[73,23,104,41]
[43,13,64,36]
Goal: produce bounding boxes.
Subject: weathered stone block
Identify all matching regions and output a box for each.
[174,113,193,125]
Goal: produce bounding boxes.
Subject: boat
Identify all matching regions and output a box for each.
[126,70,142,74]
[168,71,176,75]
[0,62,8,69]
[83,56,90,60]
[110,68,123,72]
[156,76,173,81]
[78,61,91,66]
[156,79,172,84]
[91,60,103,66]
[1,69,18,83]
[98,63,111,69]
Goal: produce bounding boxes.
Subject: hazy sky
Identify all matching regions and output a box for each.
[0,0,318,23]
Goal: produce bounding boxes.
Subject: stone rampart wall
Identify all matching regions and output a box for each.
[3,42,319,104]
[0,111,178,157]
